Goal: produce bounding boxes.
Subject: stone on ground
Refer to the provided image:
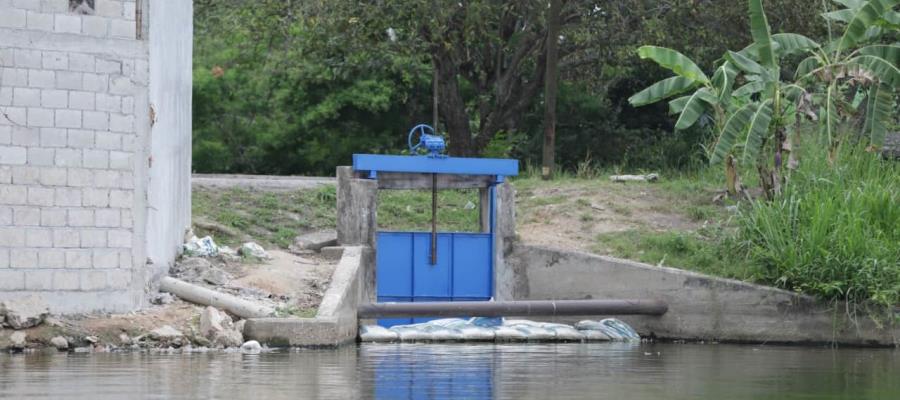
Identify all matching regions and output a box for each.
[201,267,231,286]
[149,325,185,345]
[0,295,50,329]
[239,242,272,260]
[50,336,69,351]
[240,340,262,354]
[10,331,27,349]
[292,230,338,251]
[199,306,243,348]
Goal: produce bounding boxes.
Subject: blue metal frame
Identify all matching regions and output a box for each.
[353,154,519,177]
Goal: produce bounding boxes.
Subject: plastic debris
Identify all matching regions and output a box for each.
[360,317,639,343]
[239,242,271,260]
[183,236,219,257]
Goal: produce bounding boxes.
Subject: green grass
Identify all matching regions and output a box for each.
[378,189,481,232]
[192,186,336,248]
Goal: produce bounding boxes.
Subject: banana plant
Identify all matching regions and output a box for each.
[795,0,899,152]
[630,0,819,199]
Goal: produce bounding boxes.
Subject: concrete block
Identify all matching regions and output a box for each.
[82,73,108,92]
[0,227,27,246]
[95,58,121,74]
[12,87,40,106]
[40,249,66,268]
[53,228,80,248]
[27,187,54,206]
[39,127,66,147]
[13,206,40,225]
[120,209,132,228]
[0,106,27,125]
[92,249,118,269]
[81,270,107,290]
[82,15,108,37]
[55,71,82,90]
[80,228,107,247]
[0,8,26,28]
[320,246,345,261]
[83,111,108,130]
[54,109,81,128]
[25,228,52,247]
[41,89,68,108]
[108,113,133,132]
[96,93,120,112]
[28,69,55,88]
[108,150,131,169]
[26,107,54,127]
[8,127,33,147]
[54,187,81,206]
[68,90,95,110]
[26,270,55,290]
[0,145,27,164]
[0,249,9,268]
[65,250,91,269]
[107,269,131,287]
[55,148,81,167]
[109,18,135,39]
[118,249,132,268]
[0,127,9,145]
[68,53,95,72]
[0,87,11,106]
[1,67,28,86]
[13,0,41,11]
[27,147,54,166]
[42,51,68,70]
[11,249,38,268]
[0,184,27,205]
[108,76,134,95]
[95,0,123,18]
[95,208,120,227]
[107,229,131,248]
[120,95,134,113]
[335,166,377,247]
[67,129,94,147]
[14,49,42,68]
[0,49,12,68]
[53,270,80,290]
[82,187,109,206]
[82,149,108,168]
[54,14,81,33]
[26,10,54,31]
[0,166,9,183]
[109,189,131,207]
[67,168,92,187]
[40,208,66,226]
[0,271,25,290]
[41,0,68,13]
[10,165,39,184]
[0,206,10,225]
[67,208,92,226]
[39,167,67,185]
[95,132,120,149]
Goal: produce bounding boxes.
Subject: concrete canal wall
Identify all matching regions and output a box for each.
[506,244,899,346]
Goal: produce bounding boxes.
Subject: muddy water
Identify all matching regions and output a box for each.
[0,343,897,399]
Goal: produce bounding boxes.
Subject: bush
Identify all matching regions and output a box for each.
[735,142,900,309]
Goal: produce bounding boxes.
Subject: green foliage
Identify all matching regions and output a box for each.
[734,142,900,308]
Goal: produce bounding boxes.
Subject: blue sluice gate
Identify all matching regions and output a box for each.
[353,124,518,327]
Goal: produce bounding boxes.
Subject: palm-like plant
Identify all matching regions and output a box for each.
[629,0,898,199]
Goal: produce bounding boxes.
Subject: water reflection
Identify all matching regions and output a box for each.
[0,343,897,400]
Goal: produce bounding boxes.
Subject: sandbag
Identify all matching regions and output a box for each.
[360,325,399,342]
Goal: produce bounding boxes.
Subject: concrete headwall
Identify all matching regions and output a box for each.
[245,246,372,347]
[508,244,899,346]
[0,0,191,314]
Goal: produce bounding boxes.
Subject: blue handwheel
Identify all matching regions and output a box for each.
[408,124,435,154]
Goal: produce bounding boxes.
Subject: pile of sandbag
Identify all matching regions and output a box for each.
[360,317,640,343]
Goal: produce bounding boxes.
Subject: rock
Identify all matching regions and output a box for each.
[150,292,176,305]
[10,331,27,349]
[183,235,219,257]
[240,340,262,354]
[292,230,338,251]
[149,325,184,343]
[319,246,345,260]
[0,295,50,329]
[200,306,243,348]
[233,319,246,334]
[201,267,231,286]
[118,333,132,345]
[239,242,271,260]
[50,336,69,351]
[84,336,98,344]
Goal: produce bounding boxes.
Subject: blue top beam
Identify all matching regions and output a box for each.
[353,154,519,176]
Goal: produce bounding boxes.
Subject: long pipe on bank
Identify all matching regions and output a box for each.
[358,299,668,318]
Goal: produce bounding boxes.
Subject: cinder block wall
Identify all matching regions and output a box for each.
[0,0,191,313]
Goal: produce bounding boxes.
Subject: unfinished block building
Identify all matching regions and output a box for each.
[0,0,192,313]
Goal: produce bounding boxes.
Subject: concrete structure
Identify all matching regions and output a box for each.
[506,244,899,346]
[244,246,372,347]
[0,0,192,313]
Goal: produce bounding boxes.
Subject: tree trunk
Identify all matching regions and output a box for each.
[433,56,473,156]
[541,0,562,180]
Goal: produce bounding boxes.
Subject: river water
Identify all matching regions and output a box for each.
[0,343,897,399]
